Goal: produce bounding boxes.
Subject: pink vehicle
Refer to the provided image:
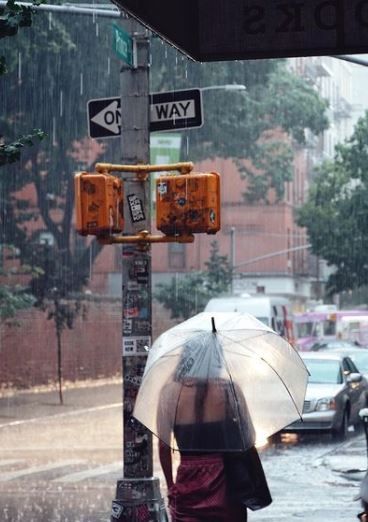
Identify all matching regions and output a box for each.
[294,309,368,351]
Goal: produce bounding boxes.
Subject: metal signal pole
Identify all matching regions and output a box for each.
[5,3,165,518]
[110,17,166,522]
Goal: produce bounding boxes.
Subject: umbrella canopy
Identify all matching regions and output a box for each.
[133,312,308,451]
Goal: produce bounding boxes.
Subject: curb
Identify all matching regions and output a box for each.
[321,435,368,481]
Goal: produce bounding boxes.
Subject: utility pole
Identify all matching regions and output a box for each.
[4,3,164,518]
[110,17,166,522]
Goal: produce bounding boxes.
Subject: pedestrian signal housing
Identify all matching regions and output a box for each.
[74,171,124,236]
[156,171,220,235]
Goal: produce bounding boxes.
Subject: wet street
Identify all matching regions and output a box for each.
[259,433,363,521]
[0,381,365,521]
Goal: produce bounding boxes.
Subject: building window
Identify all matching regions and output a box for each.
[168,243,186,269]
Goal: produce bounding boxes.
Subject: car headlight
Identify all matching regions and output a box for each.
[315,398,336,411]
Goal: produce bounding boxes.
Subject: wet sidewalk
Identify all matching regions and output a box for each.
[320,431,368,483]
[0,377,122,424]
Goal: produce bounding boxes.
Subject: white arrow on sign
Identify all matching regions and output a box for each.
[91,100,121,134]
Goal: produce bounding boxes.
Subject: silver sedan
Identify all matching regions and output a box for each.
[284,352,368,439]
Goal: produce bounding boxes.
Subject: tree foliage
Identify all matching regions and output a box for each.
[0,0,46,321]
[0,283,34,320]
[0,129,45,166]
[1,2,120,305]
[151,44,329,202]
[0,0,45,72]
[298,111,368,295]
[1,2,119,397]
[0,0,47,166]
[155,241,232,320]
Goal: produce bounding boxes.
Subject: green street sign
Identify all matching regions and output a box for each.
[150,134,182,210]
[150,134,182,166]
[112,24,136,68]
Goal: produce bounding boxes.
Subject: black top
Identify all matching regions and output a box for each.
[174,419,248,452]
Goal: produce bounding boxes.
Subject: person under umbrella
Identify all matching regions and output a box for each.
[134,312,308,520]
[138,317,272,522]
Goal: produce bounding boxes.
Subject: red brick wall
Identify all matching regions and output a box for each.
[0,300,121,389]
[151,156,307,276]
[0,299,177,390]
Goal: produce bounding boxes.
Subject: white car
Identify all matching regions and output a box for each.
[284,352,368,439]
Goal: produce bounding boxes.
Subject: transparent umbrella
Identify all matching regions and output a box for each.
[133,312,308,451]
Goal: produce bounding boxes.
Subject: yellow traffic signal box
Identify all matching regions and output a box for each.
[156,171,221,235]
[75,171,124,236]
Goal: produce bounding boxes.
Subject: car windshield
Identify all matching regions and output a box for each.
[349,352,368,373]
[304,359,343,384]
[323,320,336,336]
[312,340,355,351]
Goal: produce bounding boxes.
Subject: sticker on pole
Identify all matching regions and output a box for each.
[111,501,123,519]
[87,96,121,139]
[123,336,151,357]
[127,193,146,223]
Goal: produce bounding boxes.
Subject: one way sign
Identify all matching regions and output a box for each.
[87,97,121,139]
[149,89,203,132]
[87,89,202,139]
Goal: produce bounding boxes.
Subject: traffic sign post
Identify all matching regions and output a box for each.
[88,88,203,139]
[109,19,167,522]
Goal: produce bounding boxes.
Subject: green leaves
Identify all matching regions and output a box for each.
[151,46,328,202]
[1,4,116,315]
[0,0,46,76]
[298,111,368,294]
[155,272,208,320]
[0,129,46,166]
[204,240,232,295]
[155,241,232,320]
[0,0,33,40]
[0,284,35,320]
[240,140,294,203]
[0,1,47,171]
[265,69,329,144]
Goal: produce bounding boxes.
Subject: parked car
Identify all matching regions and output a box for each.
[283,352,368,439]
[311,339,359,351]
[318,346,368,380]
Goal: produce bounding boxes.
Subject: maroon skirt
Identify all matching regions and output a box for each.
[168,453,246,522]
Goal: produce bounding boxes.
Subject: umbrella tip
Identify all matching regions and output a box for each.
[211,316,217,333]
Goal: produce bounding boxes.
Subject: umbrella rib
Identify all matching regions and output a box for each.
[219,331,308,371]
[219,330,272,345]
[219,331,304,419]
[226,370,250,450]
[260,357,304,419]
[140,353,182,381]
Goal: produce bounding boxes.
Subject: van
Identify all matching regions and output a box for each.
[339,315,368,346]
[294,309,368,350]
[204,295,295,343]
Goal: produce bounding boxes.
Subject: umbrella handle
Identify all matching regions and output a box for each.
[211,317,217,333]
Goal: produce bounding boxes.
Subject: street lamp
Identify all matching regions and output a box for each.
[201,84,247,93]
